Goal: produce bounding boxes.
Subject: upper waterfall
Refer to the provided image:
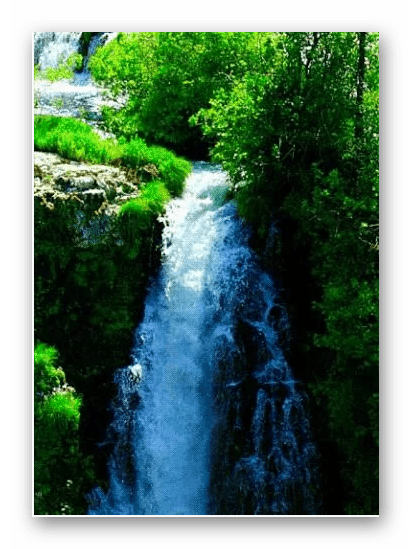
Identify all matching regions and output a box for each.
[34,32,82,70]
[33,32,121,121]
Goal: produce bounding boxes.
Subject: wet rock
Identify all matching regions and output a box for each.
[234,319,272,369]
[267,304,291,350]
[234,287,266,322]
[212,334,245,388]
[35,151,139,202]
[211,456,270,515]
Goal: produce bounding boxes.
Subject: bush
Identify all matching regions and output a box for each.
[34,52,83,82]
[34,343,83,515]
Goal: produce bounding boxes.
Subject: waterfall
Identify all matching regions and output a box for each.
[33,32,121,120]
[74,32,119,85]
[88,163,321,515]
[34,32,82,70]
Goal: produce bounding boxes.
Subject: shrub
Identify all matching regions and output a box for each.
[34,342,64,395]
[34,342,83,515]
[35,52,83,82]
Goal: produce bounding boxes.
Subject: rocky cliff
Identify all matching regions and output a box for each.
[34,151,164,511]
[34,151,141,221]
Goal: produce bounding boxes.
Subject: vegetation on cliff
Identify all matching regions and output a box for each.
[34,343,91,514]
[34,115,190,514]
[34,32,379,515]
[34,116,191,196]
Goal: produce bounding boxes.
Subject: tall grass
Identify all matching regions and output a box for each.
[34,115,191,197]
[34,116,123,164]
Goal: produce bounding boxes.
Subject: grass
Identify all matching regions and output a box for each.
[34,115,191,197]
[119,181,170,220]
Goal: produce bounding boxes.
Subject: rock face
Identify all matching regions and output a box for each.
[34,151,164,512]
[206,256,321,515]
[34,151,143,247]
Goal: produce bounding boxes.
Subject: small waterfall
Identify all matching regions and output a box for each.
[34,32,82,70]
[88,163,321,515]
[34,32,120,120]
[74,32,119,85]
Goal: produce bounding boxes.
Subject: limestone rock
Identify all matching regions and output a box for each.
[34,151,140,203]
[34,151,141,246]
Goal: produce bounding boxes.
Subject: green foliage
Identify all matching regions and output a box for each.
[34,343,64,395]
[38,391,81,430]
[34,343,84,515]
[34,115,190,195]
[118,181,170,259]
[34,52,83,82]
[158,155,190,197]
[88,33,159,140]
[138,180,171,212]
[89,32,158,97]
[89,32,265,156]
[89,301,135,339]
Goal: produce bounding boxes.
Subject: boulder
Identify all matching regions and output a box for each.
[34,151,141,246]
[233,319,272,370]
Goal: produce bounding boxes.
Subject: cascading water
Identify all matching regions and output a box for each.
[33,32,120,120]
[34,32,83,70]
[88,163,321,515]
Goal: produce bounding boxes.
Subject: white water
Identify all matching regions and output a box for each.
[88,163,321,515]
[34,32,82,70]
[131,169,228,515]
[34,32,121,121]
[88,163,227,515]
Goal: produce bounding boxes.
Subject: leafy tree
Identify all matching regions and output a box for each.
[89,32,264,157]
